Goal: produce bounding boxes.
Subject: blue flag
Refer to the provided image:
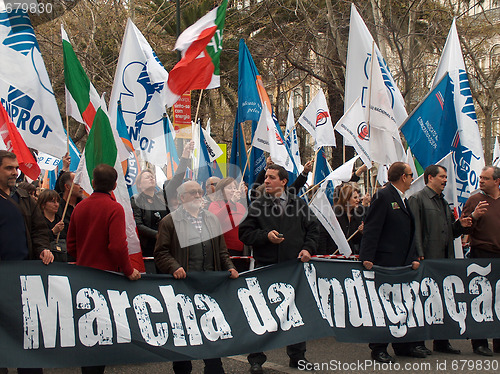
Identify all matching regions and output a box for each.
[313,147,330,185]
[163,114,179,180]
[229,39,266,186]
[56,133,80,173]
[313,147,335,204]
[236,40,263,123]
[401,73,458,169]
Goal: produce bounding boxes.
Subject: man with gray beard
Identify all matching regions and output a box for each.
[155,180,238,374]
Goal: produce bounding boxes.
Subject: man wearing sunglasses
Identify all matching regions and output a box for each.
[154,180,238,374]
[360,162,420,364]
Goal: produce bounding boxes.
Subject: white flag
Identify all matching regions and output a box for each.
[298,88,336,150]
[493,137,500,168]
[0,10,66,157]
[309,187,351,256]
[432,18,484,208]
[406,147,418,178]
[253,108,294,172]
[345,3,407,125]
[192,120,201,172]
[325,156,359,184]
[285,97,302,173]
[334,97,371,167]
[368,51,405,165]
[37,152,60,171]
[201,126,223,162]
[376,164,388,186]
[109,19,170,166]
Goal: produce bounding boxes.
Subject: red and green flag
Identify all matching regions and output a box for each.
[62,25,102,133]
[162,0,228,107]
[63,25,144,271]
[74,102,145,272]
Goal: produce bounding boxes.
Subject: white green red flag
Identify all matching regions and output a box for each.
[162,0,228,107]
[75,99,145,272]
[64,43,145,271]
[0,101,40,180]
[62,25,101,133]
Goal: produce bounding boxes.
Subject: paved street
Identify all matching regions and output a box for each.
[24,337,499,374]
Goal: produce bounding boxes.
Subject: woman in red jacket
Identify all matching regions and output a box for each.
[208,177,248,272]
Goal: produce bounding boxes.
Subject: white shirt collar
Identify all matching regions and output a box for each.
[391,183,407,206]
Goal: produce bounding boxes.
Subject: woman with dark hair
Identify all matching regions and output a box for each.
[208,177,248,272]
[318,183,365,255]
[38,189,68,261]
[131,169,169,259]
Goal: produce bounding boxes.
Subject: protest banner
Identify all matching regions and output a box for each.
[2,258,500,367]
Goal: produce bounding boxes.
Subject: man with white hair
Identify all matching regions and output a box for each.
[154,180,238,374]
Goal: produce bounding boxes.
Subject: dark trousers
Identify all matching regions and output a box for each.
[81,366,105,374]
[433,339,451,349]
[469,249,500,353]
[369,342,416,355]
[173,358,224,374]
[248,341,306,365]
[472,339,500,351]
[417,339,454,349]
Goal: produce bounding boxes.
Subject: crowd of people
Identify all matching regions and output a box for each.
[1,147,500,373]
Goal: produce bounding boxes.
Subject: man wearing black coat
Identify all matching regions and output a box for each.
[239,164,319,374]
[359,162,421,363]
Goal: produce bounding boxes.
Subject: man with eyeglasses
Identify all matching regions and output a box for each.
[462,166,500,356]
[154,180,238,374]
[359,162,421,363]
[408,164,477,356]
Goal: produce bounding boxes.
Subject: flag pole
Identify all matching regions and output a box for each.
[241,147,253,182]
[306,184,322,205]
[240,122,249,152]
[367,166,372,195]
[284,121,299,141]
[240,121,253,181]
[366,41,375,134]
[365,41,375,196]
[56,181,74,244]
[347,228,360,242]
[300,174,329,198]
[310,148,320,186]
[194,89,204,125]
[66,115,70,155]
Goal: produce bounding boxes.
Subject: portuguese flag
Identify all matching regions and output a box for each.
[163,0,228,107]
